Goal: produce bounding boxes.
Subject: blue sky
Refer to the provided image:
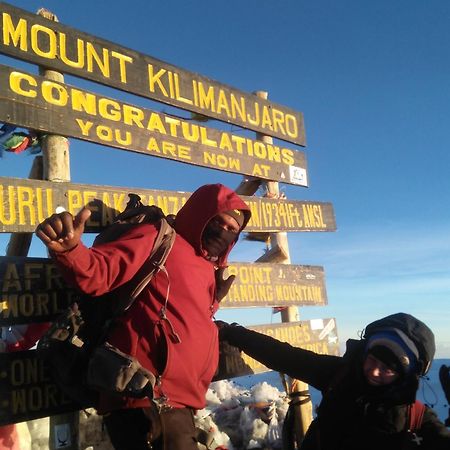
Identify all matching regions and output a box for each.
[1,0,450,358]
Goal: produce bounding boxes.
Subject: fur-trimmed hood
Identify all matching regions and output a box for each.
[174,184,251,267]
[363,312,435,376]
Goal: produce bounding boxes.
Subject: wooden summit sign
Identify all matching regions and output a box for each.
[0,319,338,425]
[0,257,326,325]
[0,2,305,146]
[221,263,326,308]
[0,256,76,325]
[0,177,336,234]
[0,64,307,186]
[0,350,81,426]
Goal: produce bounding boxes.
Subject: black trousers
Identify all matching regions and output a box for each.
[103,407,198,450]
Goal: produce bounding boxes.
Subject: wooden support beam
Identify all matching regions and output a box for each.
[255,90,313,447]
[36,8,79,450]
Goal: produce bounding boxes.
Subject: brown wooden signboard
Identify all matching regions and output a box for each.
[0,257,326,325]
[0,2,305,146]
[0,65,307,186]
[215,319,339,380]
[0,350,83,426]
[0,177,336,234]
[221,263,326,308]
[0,256,76,325]
[0,318,338,425]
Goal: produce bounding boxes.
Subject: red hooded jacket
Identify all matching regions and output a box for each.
[53,184,250,411]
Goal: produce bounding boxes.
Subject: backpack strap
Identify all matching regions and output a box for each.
[92,197,177,335]
[128,218,176,303]
[408,400,426,432]
[120,217,176,310]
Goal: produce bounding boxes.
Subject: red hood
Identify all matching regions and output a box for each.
[174,184,250,267]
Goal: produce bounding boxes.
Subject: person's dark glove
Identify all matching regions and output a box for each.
[439,365,450,427]
[439,365,450,403]
[215,320,242,345]
[215,267,236,302]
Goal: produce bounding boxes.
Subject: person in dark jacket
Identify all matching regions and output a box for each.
[36,183,251,450]
[439,364,450,426]
[219,312,450,450]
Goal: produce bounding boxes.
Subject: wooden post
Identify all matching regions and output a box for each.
[255,91,313,447]
[234,176,262,196]
[36,8,79,450]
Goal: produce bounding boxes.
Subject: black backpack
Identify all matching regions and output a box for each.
[37,194,176,408]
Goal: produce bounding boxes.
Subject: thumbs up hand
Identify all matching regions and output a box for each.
[36,207,91,253]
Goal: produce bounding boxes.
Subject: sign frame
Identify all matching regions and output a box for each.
[0,257,327,325]
[0,2,306,146]
[0,177,336,234]
[0,64,307,186]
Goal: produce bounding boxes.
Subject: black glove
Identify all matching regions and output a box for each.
[215,320,242,345]
[439,364,450,404]
[215,267,236,302]
[439,365,450,427]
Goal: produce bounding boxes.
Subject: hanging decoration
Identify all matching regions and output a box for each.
[0,123,42,157]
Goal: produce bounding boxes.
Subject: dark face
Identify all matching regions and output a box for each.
[202,212,241,257]
[363,353,400,386]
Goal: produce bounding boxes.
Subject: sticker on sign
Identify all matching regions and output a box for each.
[310,319,325,331]
[54,423,72,448]
[319,318,336,340]
[290,166,308,185]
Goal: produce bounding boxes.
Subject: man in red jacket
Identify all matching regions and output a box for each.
[36,183,250,450]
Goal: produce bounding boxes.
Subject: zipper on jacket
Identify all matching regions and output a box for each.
[153,375,171,413]
[159,306,181,343]
[157,265,181,343]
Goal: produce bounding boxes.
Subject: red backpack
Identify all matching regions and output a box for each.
[406,400,426,448]
[408,400,426,431]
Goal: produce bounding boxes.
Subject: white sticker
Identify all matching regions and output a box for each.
[319,318,336,340]
[54,423,71,448]
[289,166,308,186]
[55,206,66,214]
[310,319,324,330]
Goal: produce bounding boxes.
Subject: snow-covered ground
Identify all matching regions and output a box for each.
[196,380,289,450]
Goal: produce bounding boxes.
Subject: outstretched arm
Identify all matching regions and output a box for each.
[219,323,342,391]
[36,210,158,296]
